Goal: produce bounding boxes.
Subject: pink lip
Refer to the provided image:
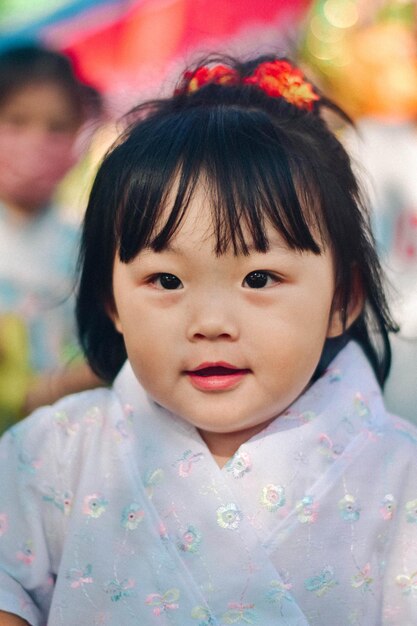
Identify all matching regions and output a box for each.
[185,362,251,391]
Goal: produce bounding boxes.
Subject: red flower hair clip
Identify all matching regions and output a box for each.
[179,65,238,94]
[177,59,319,112]
[243,60,319,111]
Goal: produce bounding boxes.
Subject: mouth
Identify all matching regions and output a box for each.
[185,362,251,391]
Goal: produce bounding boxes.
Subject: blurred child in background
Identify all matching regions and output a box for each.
[0,44,104,432]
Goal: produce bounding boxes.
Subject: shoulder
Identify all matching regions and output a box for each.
[0,384,125,477]
[54,215,80,245]
[39,207,80,251]
[370,412,417,496]
[1,360,139,457]
[384,412,417,456]
[28,208,80,277]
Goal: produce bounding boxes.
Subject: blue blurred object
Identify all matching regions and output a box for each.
[0,0,126,51]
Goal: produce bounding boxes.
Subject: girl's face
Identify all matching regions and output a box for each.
[111,183,345,461]
[0,82,80,212]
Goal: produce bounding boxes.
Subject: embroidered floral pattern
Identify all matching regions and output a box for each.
[123,403,134,418]
[222,602,257,624]
[191,605,216,624]
[354,393,369,418]
[82,494,108,518]
[158,522,169,540]
[17,450,41,474]
[0,513,8,536]
[177,525,201,553]
[266,578,293,604]
[114,418,130,440]
[380,494,396,520]
[104,578,136,601]
[318,433,344,459]
[225,449,252,478]
[54,410,79,435]
[299,411,316,424]
[351,563,373,591]
[114,404,134,443]
[405,499,417,523]
[396,572,417,595]
[216,503,242,530]
[175,450,204,477]
[145,588,180,616]
[260,484,285,512]
[338,494,360,522]
[304,566,338,596]
[394,421,417,444]
[16,540,35,565]
[296,495,318,523]
[144,468,164,499]
[43,487,73,515]
[121,503,144,530]
[66,564,93,588]
[327,367,342,383]
[84,406,103,425]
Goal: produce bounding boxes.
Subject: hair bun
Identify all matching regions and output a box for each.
[175,58,319,112]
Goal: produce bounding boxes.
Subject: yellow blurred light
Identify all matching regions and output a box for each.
[306,32,338,60]
[332,50,351,67]
[324,0,359,29]
[310,15,344,42]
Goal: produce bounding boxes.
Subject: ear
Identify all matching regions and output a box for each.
[327,268,364,338]
[105,298,123,334]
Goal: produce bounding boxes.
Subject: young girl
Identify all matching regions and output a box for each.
[0,55,416,626]
[0,44,103,432]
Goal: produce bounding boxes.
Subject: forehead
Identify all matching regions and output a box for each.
[0,81,80,127]
[152,178,305,255]
[115,111,326,261]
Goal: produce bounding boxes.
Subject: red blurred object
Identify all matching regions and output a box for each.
[47,0,309,98]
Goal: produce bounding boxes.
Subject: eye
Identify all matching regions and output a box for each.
[151,273,183,290]
[48,121,75,134]
[4,114,27,128]
[243,270,279,289]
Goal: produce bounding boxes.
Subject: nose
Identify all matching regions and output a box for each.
[21,125,53,147]
[186,290,239,342]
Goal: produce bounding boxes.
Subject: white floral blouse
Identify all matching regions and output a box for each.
[1,342,417,625]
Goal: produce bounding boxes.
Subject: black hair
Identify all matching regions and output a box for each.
[0,43,101,124]
[77,54,398,386]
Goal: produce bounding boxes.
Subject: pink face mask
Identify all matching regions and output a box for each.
[0,124,77,211]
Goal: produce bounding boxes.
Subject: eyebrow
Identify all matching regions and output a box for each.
[245,239,291,254]
[141,238,294,258]
[143,242,182,255]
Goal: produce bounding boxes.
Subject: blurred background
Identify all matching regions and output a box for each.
[0,0,416,422]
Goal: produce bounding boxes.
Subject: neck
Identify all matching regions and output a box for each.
[198,419,275,468]
[1,197,47,224]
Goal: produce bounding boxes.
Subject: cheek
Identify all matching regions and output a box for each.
[121,310,177,375]
[124,335,163,391]
[127,339,178,410]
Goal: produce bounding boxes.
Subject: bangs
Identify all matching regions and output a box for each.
[115,106,324,262]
